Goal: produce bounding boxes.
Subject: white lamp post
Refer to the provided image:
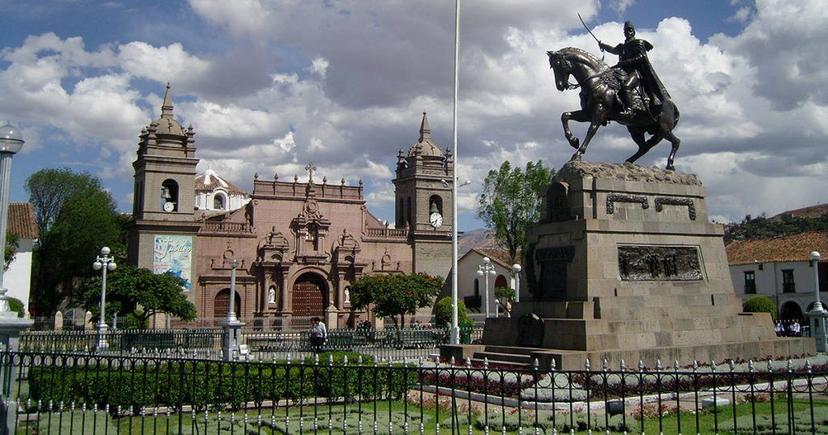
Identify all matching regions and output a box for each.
[222,258,244,360]
[512,263,522,303]
[808,251,827,352]
[0,123,33,435]
[0,123,24,305]
[477,257,496,318]
[92,246,116,351]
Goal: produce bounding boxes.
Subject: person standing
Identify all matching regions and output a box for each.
[310,317,327,352]
[790,320,801,337]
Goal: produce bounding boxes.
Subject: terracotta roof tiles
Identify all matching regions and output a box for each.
[7,203,38,240]
[725,230,828,265]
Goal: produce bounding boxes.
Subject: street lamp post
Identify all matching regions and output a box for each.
[807,251,827,352]
[0,123,33,435]
[92,247,116,351]
[0,123,25,307]
[512,263,522,303]
[222,259,244,361]
[477,257,496,318]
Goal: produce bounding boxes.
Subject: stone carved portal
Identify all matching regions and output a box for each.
[292,272,327,318]
[214,288,241,319]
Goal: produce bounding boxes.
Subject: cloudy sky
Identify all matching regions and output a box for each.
[0,0,825,229]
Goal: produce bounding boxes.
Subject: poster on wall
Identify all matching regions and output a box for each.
[153,235,193,290]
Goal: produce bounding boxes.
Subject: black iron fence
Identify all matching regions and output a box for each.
[19,327,484,361]
[1,350,826,434]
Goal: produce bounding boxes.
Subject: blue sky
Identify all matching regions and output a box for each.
[1,0,826,230]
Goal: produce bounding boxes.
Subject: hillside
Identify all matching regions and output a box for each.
[724,203,828,242]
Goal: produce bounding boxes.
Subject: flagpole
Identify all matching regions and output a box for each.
[450,0,460,345]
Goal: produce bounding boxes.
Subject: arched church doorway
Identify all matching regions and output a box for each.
[292,272,327,318]
[780,301,804,322]
[214,288,241,319]
[494,274,508,289]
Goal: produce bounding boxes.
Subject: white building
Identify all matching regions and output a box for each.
[727,230,828,322]
[4,203,38,316]
[457,248,519,317]
[193,169,250,212]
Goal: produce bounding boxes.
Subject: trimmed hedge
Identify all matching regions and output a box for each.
[29,353,417,412]
[743,296,777,321]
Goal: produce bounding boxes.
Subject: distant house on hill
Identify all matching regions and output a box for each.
[457,247,520,317]
[4,203,38,315]
[727,230,828,322]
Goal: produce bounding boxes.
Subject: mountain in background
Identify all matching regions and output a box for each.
[459,228,497,256]
[724,202,828,242]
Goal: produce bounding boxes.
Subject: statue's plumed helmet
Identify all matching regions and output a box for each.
[624,21,635,31]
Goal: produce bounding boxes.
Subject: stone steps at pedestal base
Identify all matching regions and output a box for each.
[440,336,816,371]
[471,350,533,366]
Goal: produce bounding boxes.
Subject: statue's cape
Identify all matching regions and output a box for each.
[616,38,671,104]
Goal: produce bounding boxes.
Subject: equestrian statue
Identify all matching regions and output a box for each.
[547,20,680,170]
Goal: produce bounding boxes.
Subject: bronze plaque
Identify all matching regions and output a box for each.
[618,245,703,281]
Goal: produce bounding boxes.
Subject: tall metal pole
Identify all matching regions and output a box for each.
[0,155,10,290]
[450,0,461,345]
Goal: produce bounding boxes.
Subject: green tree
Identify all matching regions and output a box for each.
[4,233,18,271]
[433,296,471,328]
[349,273,443,334]
[78,266,196,328]
[25,168,104,234]
[27,169,124,315]
[478,160,554,262]
[743,296,777,321]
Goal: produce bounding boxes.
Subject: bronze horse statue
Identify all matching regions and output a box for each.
[547,47,680,170]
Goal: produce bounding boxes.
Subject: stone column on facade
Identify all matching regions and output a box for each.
[336,271,346,310]
[324,304,338,330]
[279,269,290,314]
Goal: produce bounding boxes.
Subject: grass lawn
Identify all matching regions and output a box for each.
[15,396,828,434]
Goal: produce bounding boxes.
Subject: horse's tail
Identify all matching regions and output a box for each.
[672,101,680,129]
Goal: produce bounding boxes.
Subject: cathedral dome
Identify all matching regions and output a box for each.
[407,112,443,157]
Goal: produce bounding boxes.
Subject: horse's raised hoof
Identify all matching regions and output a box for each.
[568,137,580,149]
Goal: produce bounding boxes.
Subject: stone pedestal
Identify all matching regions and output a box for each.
[221,318,245,361]
[443,161,815,369]
[324,304,338,330]
[807,306,828,352]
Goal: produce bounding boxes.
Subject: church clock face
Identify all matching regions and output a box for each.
[163,201,176,212]
[429,212,443,229]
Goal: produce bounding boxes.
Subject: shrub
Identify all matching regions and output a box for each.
[28,353,417,411]
[494,287,515,301]
[743,296,777,321]
[434,296,470,328]
[6,297,23,318]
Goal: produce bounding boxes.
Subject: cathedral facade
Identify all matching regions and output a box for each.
[127,86,453,328]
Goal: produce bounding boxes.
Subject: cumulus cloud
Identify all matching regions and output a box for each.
[3,1,828,221]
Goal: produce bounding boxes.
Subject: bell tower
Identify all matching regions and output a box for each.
[128,84,201,284]
[392,112,453,277]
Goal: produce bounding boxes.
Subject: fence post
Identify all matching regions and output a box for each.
[53,310,63,331]
[0,288,32,435]
[84,310,93,330]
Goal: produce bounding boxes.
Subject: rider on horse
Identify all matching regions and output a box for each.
[598,21,670,119]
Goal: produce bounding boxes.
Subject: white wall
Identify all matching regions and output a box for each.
[730,260,824,318]
[457,250,513,316]
[3,238,34,315]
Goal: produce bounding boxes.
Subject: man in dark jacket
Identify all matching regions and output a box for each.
[599,21,671,117]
